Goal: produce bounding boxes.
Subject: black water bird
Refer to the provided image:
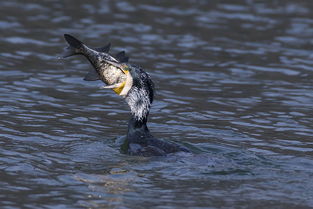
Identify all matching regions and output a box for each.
[62,34,189,156]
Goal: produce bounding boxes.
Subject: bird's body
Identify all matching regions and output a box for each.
[62,34,189,156]
[125,117,189,156]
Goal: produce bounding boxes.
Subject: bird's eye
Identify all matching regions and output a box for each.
[122,64,130,71]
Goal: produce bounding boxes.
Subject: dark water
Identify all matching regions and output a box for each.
[1,0,313,208]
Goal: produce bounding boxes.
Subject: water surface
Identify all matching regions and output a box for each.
[1,0,313,208]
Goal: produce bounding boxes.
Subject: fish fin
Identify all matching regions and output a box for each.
[83,70,100,81]
[115,51,129,63]
[94,43,111,53]
[64,34,83,49]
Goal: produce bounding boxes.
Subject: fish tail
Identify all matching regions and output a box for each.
[64,34,83,49]
[62,34,84,58]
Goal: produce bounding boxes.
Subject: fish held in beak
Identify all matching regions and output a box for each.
[61,34,132,95]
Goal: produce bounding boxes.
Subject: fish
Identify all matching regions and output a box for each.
[61,34,131,95]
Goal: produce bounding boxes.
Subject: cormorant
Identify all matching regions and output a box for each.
[62,34,189,156]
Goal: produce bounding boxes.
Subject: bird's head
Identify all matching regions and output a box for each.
[106,61,154,122]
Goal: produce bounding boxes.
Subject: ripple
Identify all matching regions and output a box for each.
[1,0,313,208]
[4,37,53,46]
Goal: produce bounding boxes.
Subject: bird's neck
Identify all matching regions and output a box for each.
[127,115,151,143]
[128,115,148,130]
[120,116,150,154]
[124,86,153,143]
